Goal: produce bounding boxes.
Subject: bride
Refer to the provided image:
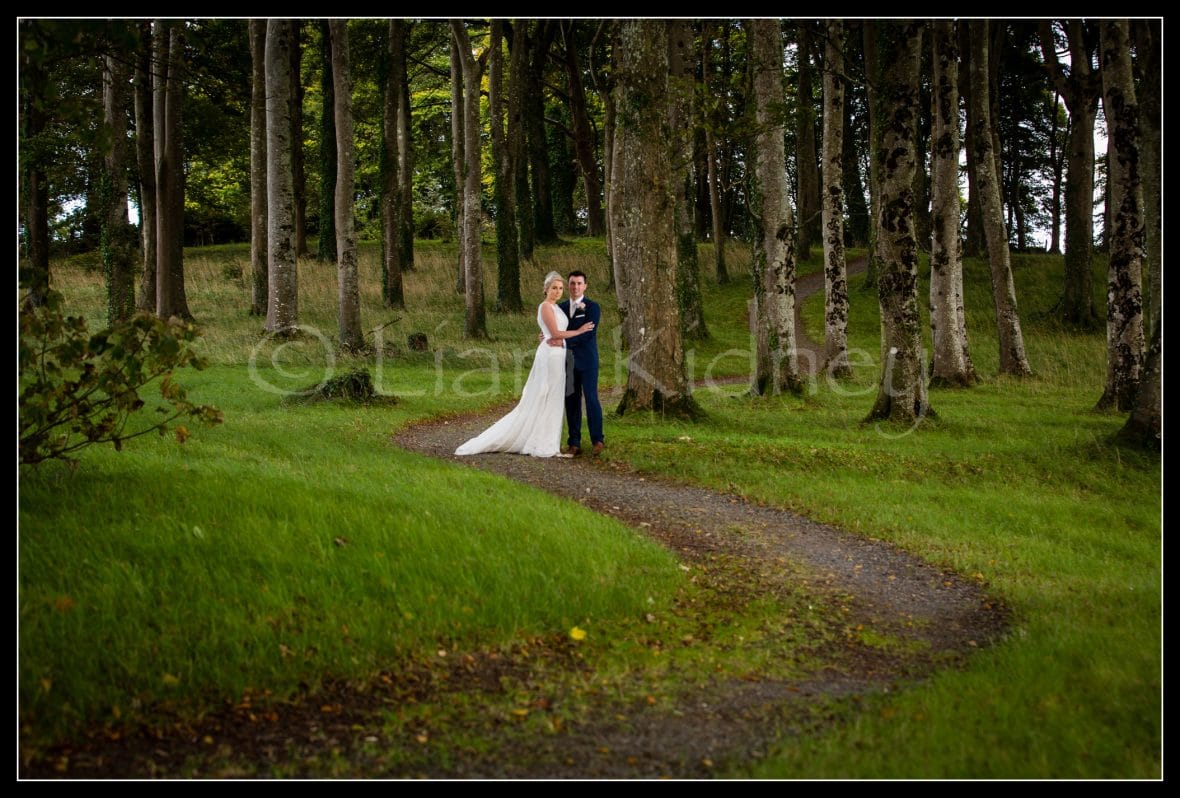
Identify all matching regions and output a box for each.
[455,271,595,458]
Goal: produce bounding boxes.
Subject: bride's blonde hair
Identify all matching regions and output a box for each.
[542,270,563,295]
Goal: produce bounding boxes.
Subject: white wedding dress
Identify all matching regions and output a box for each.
[455,302,568,458]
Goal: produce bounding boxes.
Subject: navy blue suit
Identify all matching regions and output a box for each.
[560,296,603,447]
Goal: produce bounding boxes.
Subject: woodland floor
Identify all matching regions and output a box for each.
[22,259,1010,779]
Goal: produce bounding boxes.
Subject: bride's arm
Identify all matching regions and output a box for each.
[541,303,594,340]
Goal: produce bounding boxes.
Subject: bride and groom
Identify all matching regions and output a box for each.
[455,270,605,459]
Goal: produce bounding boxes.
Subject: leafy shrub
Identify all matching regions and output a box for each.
[19,290,224,465]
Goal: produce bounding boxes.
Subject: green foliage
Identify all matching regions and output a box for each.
[19,289,223,465]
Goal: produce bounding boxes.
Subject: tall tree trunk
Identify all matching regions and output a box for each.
[1132,20,1160,339]
[750,18,802,396]
[18,26,50,307]
[265,19,298,334]
[290,23,308,258]
[154,20,191,321]
[842,45,870,248]
[562,22,605,237]
[489,20,522,313]
[861,21,881,288]
[1047,91,1063,255]
[451,22,487,339]
[330,21,362,352]
[693,122,710,242]
[316,20,337,262]
[702,20,728,284]
[613,20,699,418]
[970,21,1031,376]
[394,20,415,271]
[1095,20,1144,412]
[381,21,405,310]
[449,37,466,293]
[795,22,821,262]
[959,23,984,259]
[1040,21,1099,327]
[1116,319,1159,450]
[550,121,577,234]
[929,20,977,388]
[102,43,136,322]
[249,19,268,316]
[669,20,708,341]
[133,22,157,313]
[865,21,932,424]
[510,20,534,262]
[821,21,850,378]
[526,22,557,243]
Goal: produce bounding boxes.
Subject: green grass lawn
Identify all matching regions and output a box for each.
[19,239,1160,778]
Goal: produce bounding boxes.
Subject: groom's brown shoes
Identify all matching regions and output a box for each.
[591,442,605,456]
[564,445,582,457]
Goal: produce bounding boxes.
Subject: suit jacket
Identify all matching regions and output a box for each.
[560,297,600,373]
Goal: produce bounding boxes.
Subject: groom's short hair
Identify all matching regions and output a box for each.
[568,270,587,281]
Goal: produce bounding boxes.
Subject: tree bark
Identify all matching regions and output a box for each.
[381,20,405,310]
[154,20,191,321]
[265,19,298,334]
[613,20,700,419]
[509,20,534,262]
[1047,91,1064,255]
[330,21,362,352]
[451,22,487,339]
[970,21,1032,377]
[449,37,466,293]
[526,22,557,243]
[701,20,728,284]
[18,25,50,307]
[394,20,415,271]
[291,23,308,258]
[316,20,336,263]
[1040,21,1100,327]
[865,21,932,424]
[861,21,881,288]
[489,20,522,313]
[562,21,604,236]
[750,18,802,396]
[795,22,821,262]
[1095,20,1145,412]
[133,22,157,313]
[669,20,708,341]
[1132,20,1160,339]
[929,21,977,388]
[842,49,870,249]
[1116,319,1159,450]
[821,21,850,378]
[249,19,268,316]
[102,42,136,322]
[959,23,984,259]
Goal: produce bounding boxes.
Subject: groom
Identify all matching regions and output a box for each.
[559,271,604,456]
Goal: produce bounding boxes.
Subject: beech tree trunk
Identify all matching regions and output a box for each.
[526,22,557,243]
[970,20,1031,377]
[330,21,362,352]
[381,20,405,310]
[959,23,984,259]
[669,20,708,341]
[394,20,415,271]
[291,24,307,258]
[1132,20,1160,339]
[1095,20,1144,412]
[750,18,802,396]
[510,20,534,262]
[451,22,487,339]
[562,21,604,237]
[1047,91,1064,255]
[102,43,136,322]
[821,20,850,378]
[249,19,268,316]
[702,21,728,284]
[265,19,298,334]
[1116,320,1159,450]
[613,20,699,419]
[861,21,881,288]
[18,25,49,307]
[795,22,821,262]
[929,20,977,388]
[449,38,465,293]
[865,21,931,424]
[154,20,191,321]
[316,20,336,263]
[489,20,522,313]
[133,22,157,313]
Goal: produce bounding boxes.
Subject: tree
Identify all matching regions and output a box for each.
[865,21,931,424]
[509,19,534,262]
[750,18,802,396]
[19,22,51,308]
[1095,20,1144,412]
[380,20,406,310]
[795,22,822,262]
[133,21,157,313]
[1116,321,1159,450]
[861,21,881,288]
[265,19,298,334]
[154,20,192,321]
[970,20,1031,377]
[101,28,137,323]
[450,21,487,339]
[1132,20,1160,338]
[669,20,708,341]
[249,19,268,316]
[561,21,605,236]
[489,20,522,313]
[329,20,362,352]
[929,20,977,388]
[612,20,700,419]
[393,19,414,271]
[820,20,850,378]
[449,33,466,293]
[1040,21,1101,327]
[290,23,308,257]
[316,20,337,263]
[701,21,729,284]
[525,22,558,243]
